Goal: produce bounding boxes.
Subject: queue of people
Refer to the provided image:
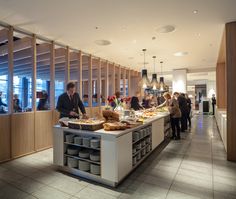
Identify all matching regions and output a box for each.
[129,91,192,140]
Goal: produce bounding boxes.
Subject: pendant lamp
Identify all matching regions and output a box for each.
[138,49,151,89]
[159,61,168,91]
[151,56,159,90]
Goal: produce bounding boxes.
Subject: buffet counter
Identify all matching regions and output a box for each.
[53,112,170,187]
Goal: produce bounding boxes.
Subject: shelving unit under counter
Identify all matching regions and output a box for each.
[53,112,169,187]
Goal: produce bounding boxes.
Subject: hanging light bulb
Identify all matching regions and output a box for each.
[159,61,169,92]
[151,56,159,90]
[138,49,151,89]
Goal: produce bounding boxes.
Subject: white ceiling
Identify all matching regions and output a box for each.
[0,0,235,75]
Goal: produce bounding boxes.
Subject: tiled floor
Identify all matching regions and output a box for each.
[1,115,236,199]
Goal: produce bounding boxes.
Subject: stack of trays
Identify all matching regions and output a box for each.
[90,152,100,162]
[78,160,90,171]
[90,139,100,148]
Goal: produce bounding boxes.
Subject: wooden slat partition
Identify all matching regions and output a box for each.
[35,111,53,151]
[88,55,92,107]
[11,113,35,158]
[104,61,109,100]
[97,58,101,106]
[53,110,60,125]
[0,115,11,162]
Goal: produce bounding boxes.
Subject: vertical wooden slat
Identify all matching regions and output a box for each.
[31,34,37,112]
[123,68,126,97]
[88,55,93,107]
[50,41,55,110]
[111,62,115,95]
[104,61,109,100]
[8,27,13,114]
[128,69,131,96]
[65,46,70,85]
[117,65,121,92]
[78,51,83,98]
[97,58,101,106]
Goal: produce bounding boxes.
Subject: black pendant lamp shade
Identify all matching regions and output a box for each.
[159,61,168,92]
[138,49,151,89]
[151,56,159,90]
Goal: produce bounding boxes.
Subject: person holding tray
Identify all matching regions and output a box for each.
[56,82,88,119]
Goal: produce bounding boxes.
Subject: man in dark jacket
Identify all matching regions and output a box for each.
[56,82,87,118]
[174,92,188,132]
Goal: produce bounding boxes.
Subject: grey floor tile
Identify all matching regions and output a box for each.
[0,169,25,183]
[88,183,122,197]
[213,181,236,196]
[0,184,29,199]
[74,187,117,199]
[180,163,212,175]
[214,191,236,199]
[32,186,71,199]
[177,168,212,181]
[166,190,201,199]
[170,180,213,199]
[9,176,46,194]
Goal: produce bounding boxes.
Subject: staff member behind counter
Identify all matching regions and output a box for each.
[56,82,88,119]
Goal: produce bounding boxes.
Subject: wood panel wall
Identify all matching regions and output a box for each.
[0,115,11,162]
[35,111,53,151]
[226,22,236,161]
[11,113,35,158]
[216,63,226,109]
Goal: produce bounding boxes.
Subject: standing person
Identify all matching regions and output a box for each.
[174,92,188,132]
[186,94,192,128]
[37,91,49,110]
[158,92,181,139]
[142,92,151,109]
[130,91,143,110]
[0,91,7,114]
[211,94,216,115]
[13,94,22,112]
[56,82,88,119]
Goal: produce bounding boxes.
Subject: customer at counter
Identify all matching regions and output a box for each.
[130,91,143,110]
[158,92,181,139]
[56,82,88,119]
[142,92,152,109]
[174,92,188,132]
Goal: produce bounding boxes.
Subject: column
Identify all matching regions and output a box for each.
[172,69,187,93]
[226,21,236,161]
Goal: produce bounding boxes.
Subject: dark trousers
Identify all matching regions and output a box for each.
[171,117,180,138]
[180,112,188,131]
[212,104,215,115]
[187,111,191,127]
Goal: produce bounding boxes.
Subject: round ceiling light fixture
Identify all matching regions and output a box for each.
[193,10,198,14]
[94,40,111,46]
[174,51,188,57]
[156,25,176,33]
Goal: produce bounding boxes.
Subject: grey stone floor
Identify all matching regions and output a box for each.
[1,115,236,199]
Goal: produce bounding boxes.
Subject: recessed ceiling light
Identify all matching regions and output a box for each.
[156,25,176,33]
[152,36,156,40]
[193,10,198,14]
[174,51,188,56]
[95,27,99,29]
[94,40,111,46]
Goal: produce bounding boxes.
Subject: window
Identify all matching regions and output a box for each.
[0,27,9,114]
[55,46,66,107]
[36,40,51,111]
[13,33,33,112]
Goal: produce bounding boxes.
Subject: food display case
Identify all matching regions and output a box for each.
[53,111,169,187]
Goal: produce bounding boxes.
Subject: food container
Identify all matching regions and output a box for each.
[90,152,100,162]
[67,147,79,155]
[141,140,146,147]
[136,143,141,150]
[67,157,78,168]
[65,134,74,143]
[146,137,151,143]
[141,148,146,156]
[79,150,91,158]
[90,164,100,175]
[74,136,83,145]
[139,129,144,139]
[68,120,104,131]
[83,137,92,147]
[90,139,100,148]
[133,131,140,142]
[133,156,137,165]
[136,152,141,160]
[78,160,90,171]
